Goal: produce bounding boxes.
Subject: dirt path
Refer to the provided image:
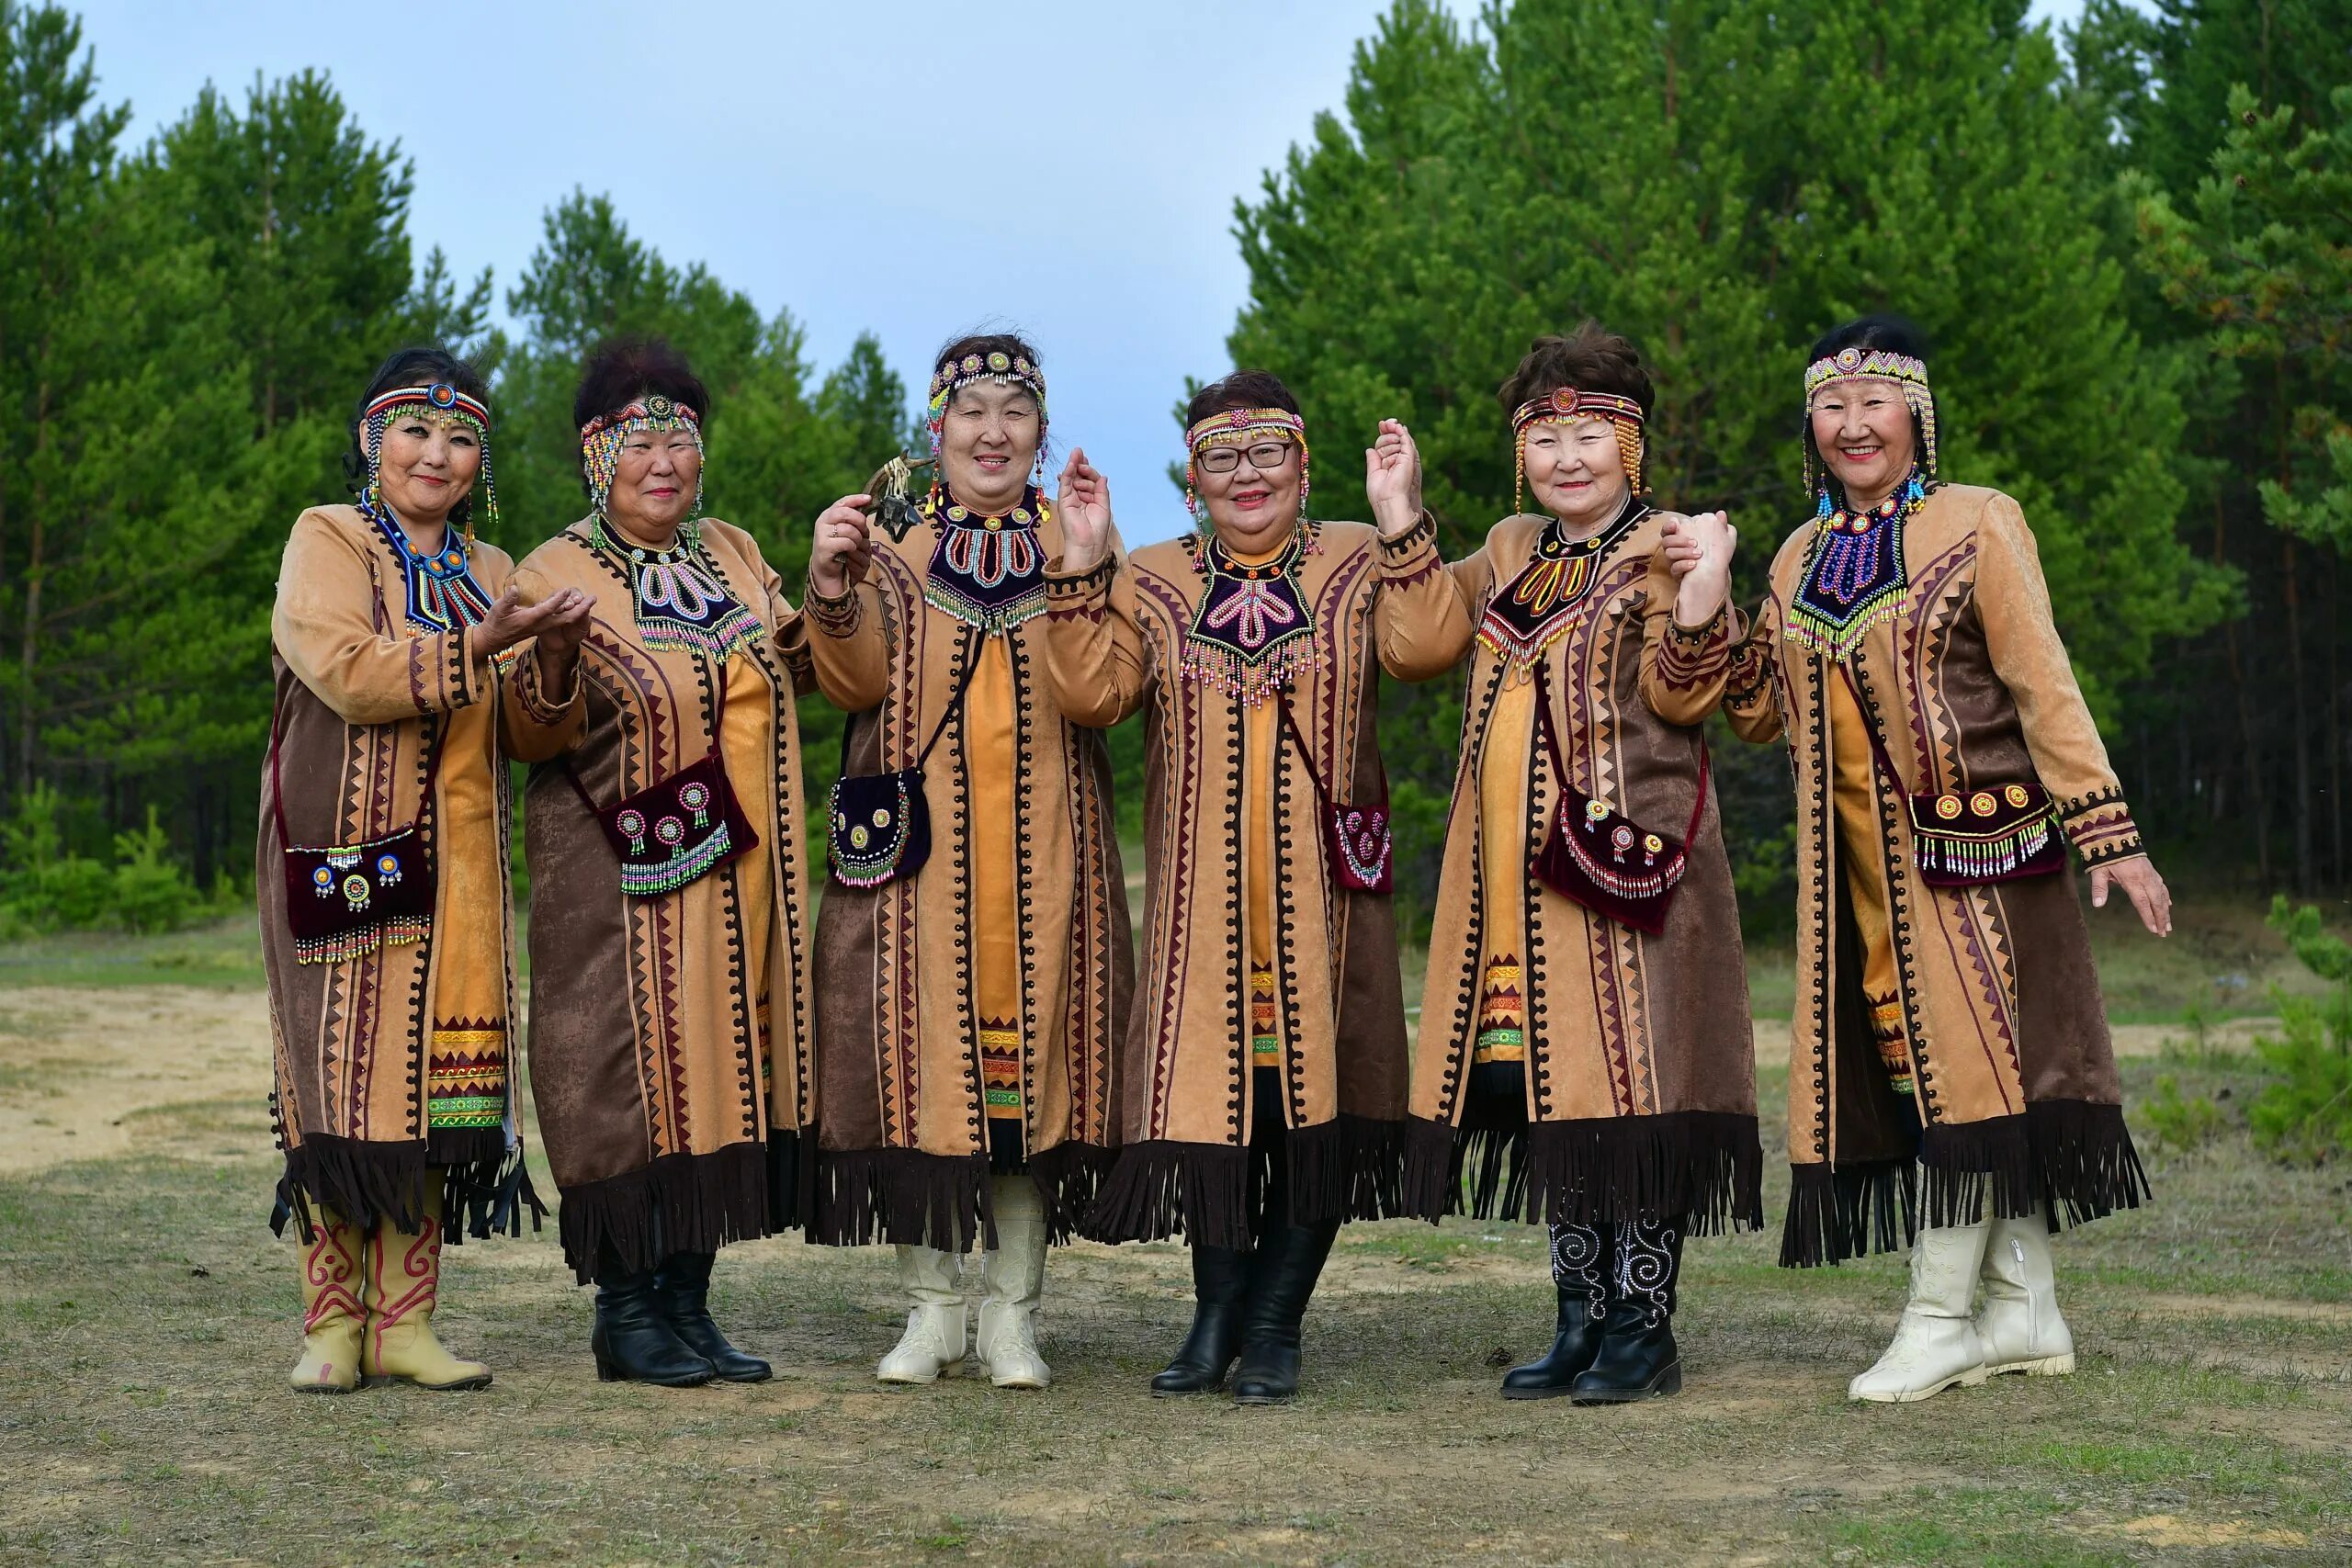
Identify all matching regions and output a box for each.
[0,987,272,1173]
[1747,1014,2275,1067]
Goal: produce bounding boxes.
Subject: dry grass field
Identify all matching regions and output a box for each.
[0,905,2346,1566]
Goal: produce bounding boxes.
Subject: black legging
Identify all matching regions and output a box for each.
[1550,1217,1684,1327]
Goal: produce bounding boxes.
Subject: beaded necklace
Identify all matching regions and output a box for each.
[1783,468,1926,662]
[589,515,764,660]
[1179,525,1320,708]
[921,484,1049,635]
[1476,495,1649,671]
[365,497,492,635]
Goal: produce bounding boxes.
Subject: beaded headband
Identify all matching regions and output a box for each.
[926,350,1049,495]
[1802,346,1939,500]
[1183,407,1310,522]
[362,382,498,543]
[1510,385,1647,514]
[580,394,705,520]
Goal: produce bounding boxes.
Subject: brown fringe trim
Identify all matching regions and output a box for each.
[555,1141,776,1283]
[1080,1139,1251,1247]
[1780,1158,1917,1268]
[274,1134,431,1240]
[806,1146,994,1252]
[1025,1140,1116,1243]
[1918,1098,2151,1231]
[1080,1118,1406,1248]
[1400,1111,1763,1235]
[274,1132,544,1247]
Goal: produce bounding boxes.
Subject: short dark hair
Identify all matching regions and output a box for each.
[1497,323,1654,420]
[1185,369,1300,429]
[572,334,712,434]
[343,345,492,520]
[1808,312,1931,366]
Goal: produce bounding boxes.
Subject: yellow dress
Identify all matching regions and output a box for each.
[1825,669,1910,1094]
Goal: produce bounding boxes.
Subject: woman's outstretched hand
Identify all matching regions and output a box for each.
[1057,448,1114,574]
[808,494,875,599]
[1365,418,1425,537]
[1660,510,1736,626]
[2091,853,2173,937]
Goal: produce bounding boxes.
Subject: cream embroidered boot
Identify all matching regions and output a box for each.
[290,1206,364,1393]
[1848,1218,1990,1404]
[1977,1206,2075,1376]
[361,1187,492,1391]
[974,1177,1050,1390]
[876,1244,967,1384]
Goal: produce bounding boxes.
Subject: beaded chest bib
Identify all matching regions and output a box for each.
[591,517,764,660]
[922,486,1049,634]
[367,501,492,635]
[1180,526,1319,708]
[1784,476,1921,662]
[1476,501,1648,670]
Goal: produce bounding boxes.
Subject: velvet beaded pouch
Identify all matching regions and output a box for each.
[1527,660,1706,937]
[1273,686,1393,895]
[1838,666,2062,886]
[269,694,443,966]
[565,670,758,897]
[826,626,979,889]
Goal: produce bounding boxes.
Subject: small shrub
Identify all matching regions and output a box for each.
[2142,1073,2229,1153]
[2245,897,2352,1167]
[109,807,203,935]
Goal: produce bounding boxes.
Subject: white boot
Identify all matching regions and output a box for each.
[1849,1219,1992,1404]
[876,1245,967,1384]
[973,1176,1050,1390]
[1976,1206,2075,1376]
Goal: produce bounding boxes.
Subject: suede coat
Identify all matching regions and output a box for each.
[802,493,1133,1250]
[1725,483,2150,1265]
[261,503,571,1242]
[1041,514,1471,1248]
[512,517,817,1280]
[1404,509,1762,1234]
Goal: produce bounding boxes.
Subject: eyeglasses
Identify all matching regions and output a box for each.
[1195,440,1295,476]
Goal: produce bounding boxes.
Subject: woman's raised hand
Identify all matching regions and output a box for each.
[1661,510,1737,626]
[1365,418,1424,537]
[1056,448,1114,574]
[474,584,592,660]
[808,494,874,599]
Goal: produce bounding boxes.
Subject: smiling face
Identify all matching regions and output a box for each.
[375,414,481,532]
[939,378,1041,514]
[1522,415,1628,535]
[1809,378,1919,510]
[1197,434,1304,557]
[604,420,704,542]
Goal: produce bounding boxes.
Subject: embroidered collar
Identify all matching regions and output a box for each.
[588,516,764,660]
[1178,525,1318,708]
[366,499,492,636]
[1783,469,1925,661]
[1475,496,1648,669]
[922,485,1050,634]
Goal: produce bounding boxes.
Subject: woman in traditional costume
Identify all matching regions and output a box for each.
[1400,325,1761,1404]
[265,346,592,1393]
[511,336,819,1388]
[1722,314,2171,1403]
[801,333,1130,1392]
[1044,372,1468,1404]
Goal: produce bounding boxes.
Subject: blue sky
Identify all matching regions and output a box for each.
[77,0,2099,545]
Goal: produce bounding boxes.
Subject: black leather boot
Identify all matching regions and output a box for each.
[1152,1244,1250,1395]
[1568,1296,1681,1404]
[655,1250,771,1382]
[593,1253,718,1387]
[1231,1219,1340,1405]
[1500,1282,1610,1399]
